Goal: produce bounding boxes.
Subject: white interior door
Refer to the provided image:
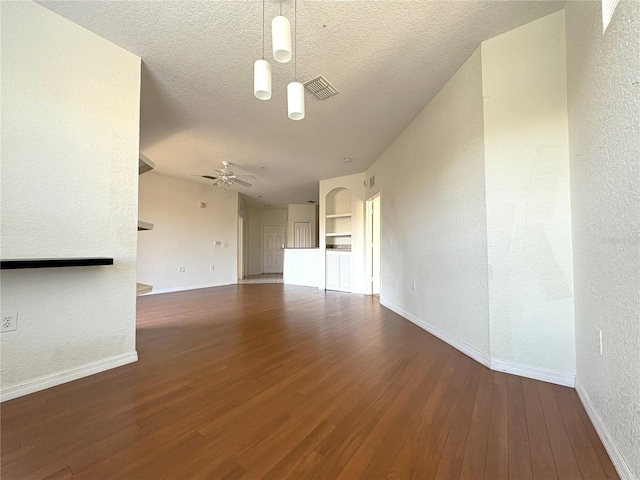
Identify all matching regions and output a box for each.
[263,225,285,273]
[293,222,312,248]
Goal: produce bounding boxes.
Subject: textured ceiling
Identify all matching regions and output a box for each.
[39,0,563,207]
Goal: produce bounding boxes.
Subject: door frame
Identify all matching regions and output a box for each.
[237,215,244,281]
[365,193,381,295]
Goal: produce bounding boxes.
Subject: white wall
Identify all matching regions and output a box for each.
[246,207,288,274]
[286,204,317,248]
[566,2,640,478]
[365,48,490,359]
[137,173,238,293]
[0,2,140,399]
[482,11,576,377]
[319,173,367,294]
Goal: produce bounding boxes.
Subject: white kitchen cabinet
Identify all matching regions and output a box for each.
[326,251,351,292]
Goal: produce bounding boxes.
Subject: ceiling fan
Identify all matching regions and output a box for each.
[192,161,256,187]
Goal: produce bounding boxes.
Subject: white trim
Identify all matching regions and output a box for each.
[380,299,491,368]
[143,282,233,295]
[380,300,576,387]
[0,351,138,402]
[490,358,575,387]
[575,379,635,480]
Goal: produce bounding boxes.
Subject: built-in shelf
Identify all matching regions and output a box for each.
[137,220,154,231]
[325,232,351,237]
[1,257,114,270]
[139,154,155,175]
[136,283,153,295]
[326,213,351,219]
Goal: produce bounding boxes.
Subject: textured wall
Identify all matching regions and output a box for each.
[482,11,576,375]
[365,48,490,357]
[0,2,140,391]
[137,173,239,293]
[566,1,640,477]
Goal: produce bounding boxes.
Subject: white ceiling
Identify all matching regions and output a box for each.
[39,0,563,207]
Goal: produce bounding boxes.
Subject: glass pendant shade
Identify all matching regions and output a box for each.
[253,59,272,100]
[287,81,305,120]
[272,15,292,63]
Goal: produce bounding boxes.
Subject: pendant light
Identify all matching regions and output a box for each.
[287,0,304,120]
[272,1,292,63]
[254,0,271,100]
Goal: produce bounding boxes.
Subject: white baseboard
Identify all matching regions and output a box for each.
[144,282,233,295]
[380,299,491,368]
[490,358,574,387]
[0,351,138,402]
[575,379,635,480]
[380,300,575,387]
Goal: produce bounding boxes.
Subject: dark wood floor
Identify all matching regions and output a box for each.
[1,285,618,479]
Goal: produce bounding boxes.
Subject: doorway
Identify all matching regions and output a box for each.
[263,225,285,273]
[366,194,381,295]
[237,216,244,280]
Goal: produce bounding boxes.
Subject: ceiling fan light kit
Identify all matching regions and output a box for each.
[255,0,305,121]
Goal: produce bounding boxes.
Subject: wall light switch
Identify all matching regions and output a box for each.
[214,241,221,246]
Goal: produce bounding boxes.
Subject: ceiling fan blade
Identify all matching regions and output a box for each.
[195,175,219,180]
[232,178,252,187]
[212,168,226,175]
[234,174,257,180]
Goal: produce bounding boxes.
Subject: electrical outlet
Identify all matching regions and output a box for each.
[1,311,18,332]
[411,280,416,291]
[210,265,215,271]
[596,329,603,356]
[178,266,185,273]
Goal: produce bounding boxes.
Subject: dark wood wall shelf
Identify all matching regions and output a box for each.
[1,258,114,270]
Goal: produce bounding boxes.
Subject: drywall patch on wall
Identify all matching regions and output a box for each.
[0,1,140,395]
[482,10,576,375]
[137,173,239,291]
[365,47,490,356]
[566,1,640,478]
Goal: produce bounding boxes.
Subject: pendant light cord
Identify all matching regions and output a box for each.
[261,0,265,59]
[294,0,297,80]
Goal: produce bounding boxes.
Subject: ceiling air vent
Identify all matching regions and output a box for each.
[303,75,339,100]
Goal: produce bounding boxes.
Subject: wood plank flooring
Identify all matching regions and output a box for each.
[1,284,618,479]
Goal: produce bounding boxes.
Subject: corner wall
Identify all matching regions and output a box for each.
[0,2,141,400]
[482,11,576,380]
[137,173,239,293]
[365,47,491,359]
[565,2,640,477]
